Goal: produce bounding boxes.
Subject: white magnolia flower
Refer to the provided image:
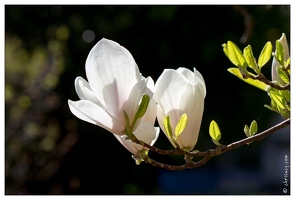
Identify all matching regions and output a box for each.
[271,33,289,85]
[154,67,206,151]
[68,38,159,152]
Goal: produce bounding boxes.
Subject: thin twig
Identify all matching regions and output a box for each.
[249,73,290,90]
[136,118,290,170]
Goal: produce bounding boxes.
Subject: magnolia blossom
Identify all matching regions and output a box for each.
[271,33,289,85]
[68,38,159,154]
[154,67,206,151]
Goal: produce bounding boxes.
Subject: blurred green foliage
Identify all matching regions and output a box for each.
[5,5,290,194]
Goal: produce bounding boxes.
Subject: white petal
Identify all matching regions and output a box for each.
[68,100,125,135]
[125,77,154,123]
[85,38,141,120]
[156,105,177,148]
[193,68,206,98]
[177,67,194,83]
[133,121,158,145]
[271,58,282,84]
[141,97,157,124]
[176,67,206,98]
[74,76,105,107]
[151,127,160,146]
[113,121,159,155]
[280,33,290,60]
[178,84,204,150]
[113,134,142,154]
[154,69,189,123]
[145,76,155,93]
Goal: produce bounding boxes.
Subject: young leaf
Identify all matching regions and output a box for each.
[269,90,285,109]
[227,68,268,91]
[258,41,272,68]
[243,45,259,73]
[163,115,173,140]
[244,125,250,137]
[274,40,284,67]
[209,120,221,141]
[132,94,150,127]
[249,120,258,136]
[222,43,228,58]
[123,110,130,128]
[175,113,188,140]
[276,66,289,84]
[282,90,290,102]
[227,41,247,69]
[285,57,290,69]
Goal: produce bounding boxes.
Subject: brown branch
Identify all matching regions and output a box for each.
[249,73,290,90]
[143,153,212,170]
[136,118,290,170]
[217,118,290,155]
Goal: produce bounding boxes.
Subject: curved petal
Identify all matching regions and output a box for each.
[141,97,157,124]
[178,84,204,150]
[154,69,189,120]
[68,100,125,135]
[151,127,160,146]
[133,121,158,145]
[125,77,154,123]
[176,67,206,98]
[156,105,177,148]
[145,76,155,93]
[113,134,141,154]
[193,68,206,98]
[271,58,280,83]
[74,76,104,107]
[113,122,159,155]
[85,38,141,120]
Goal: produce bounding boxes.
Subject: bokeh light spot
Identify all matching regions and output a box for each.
[18,95,31,109]
[56,26,70,41]
[82,30,95,43]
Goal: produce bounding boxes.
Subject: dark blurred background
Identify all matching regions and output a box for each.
[5,5,290,194]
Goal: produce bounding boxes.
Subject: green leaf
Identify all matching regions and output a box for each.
[123,110,130,127]
[258,41,272,68]
[209,120,221,141]
[276,66,289,84]
[227,68,268,91]
[163,115,173,140]
[283,90,290,102]
[275,40,284,66]
[269,90,290,119]
[249,120,258,136]
[243,45,259,73]
[123,110,130,133]
[227,41,247,69]
[175,113,188,140]
[269,90,285,109]
[132,94,150,127]
[222,43,228,57]
[285,57,290,68]
[244,125,250,137]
